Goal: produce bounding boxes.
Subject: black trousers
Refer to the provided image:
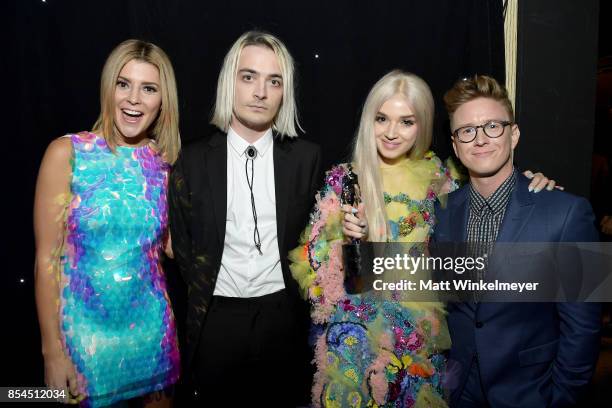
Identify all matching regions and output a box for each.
[194,290,303,407]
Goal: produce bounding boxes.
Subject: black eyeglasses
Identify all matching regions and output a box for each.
[452,120,513,143]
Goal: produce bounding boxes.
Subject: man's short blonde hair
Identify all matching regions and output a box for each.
[444,74,514,123]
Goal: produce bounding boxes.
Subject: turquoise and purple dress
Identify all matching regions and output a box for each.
[60,132,180,407]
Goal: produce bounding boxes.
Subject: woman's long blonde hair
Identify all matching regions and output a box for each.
[352,70,434,241]
[92,39,180,164]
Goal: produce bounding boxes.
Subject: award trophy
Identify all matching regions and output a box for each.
[341,169,371,294]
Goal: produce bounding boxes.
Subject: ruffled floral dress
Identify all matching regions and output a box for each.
[290,152,459,408]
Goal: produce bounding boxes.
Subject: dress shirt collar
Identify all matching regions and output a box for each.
[469,167,517,215]
[228,127,273,158]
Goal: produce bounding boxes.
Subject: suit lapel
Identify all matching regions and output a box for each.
[450,187,469,242]
[496,176,535,243]
[273,136,291,251]
[206,131,228,245]
[481,175,535,308]
[449,187,477,310]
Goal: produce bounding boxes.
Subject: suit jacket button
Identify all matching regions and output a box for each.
[475,321,484,328]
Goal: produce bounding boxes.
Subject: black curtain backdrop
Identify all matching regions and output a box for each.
[515,0,599,198]
[8,0,506,390]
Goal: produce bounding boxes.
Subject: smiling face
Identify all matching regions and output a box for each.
[374,94,419,165]
[230,45,284,140]
[113,59,162,145]
[451,97,520,179]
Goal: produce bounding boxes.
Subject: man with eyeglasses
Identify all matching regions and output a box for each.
[433,75,601,407]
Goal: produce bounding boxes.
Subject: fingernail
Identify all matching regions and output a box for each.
[547,186,553,191]
[351,207,358,214]
[528,186,533,192]
[534,187,541,193]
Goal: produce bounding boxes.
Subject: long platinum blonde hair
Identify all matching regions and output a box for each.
[92,39,181,164]
[352,70,434,241]
[211,31,302,138]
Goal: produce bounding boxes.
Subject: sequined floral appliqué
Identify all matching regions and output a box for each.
[289,152,457,407]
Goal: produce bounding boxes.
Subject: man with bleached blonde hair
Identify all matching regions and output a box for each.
[169,31,321,406]
[210,31,302,138]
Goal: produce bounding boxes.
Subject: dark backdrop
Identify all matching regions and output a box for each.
[4,0,601,397]
[515,0,599,198]
[8,0,505,387]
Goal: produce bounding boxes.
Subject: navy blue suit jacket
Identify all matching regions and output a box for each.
[433,174,601,407]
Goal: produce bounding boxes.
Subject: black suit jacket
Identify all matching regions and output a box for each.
[168,128,321,367]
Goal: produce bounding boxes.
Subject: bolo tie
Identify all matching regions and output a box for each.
[245,145,262,255]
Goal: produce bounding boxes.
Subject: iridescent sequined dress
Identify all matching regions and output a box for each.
[60,132,180,407]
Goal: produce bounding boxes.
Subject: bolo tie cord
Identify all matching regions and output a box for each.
[245,146,262,255]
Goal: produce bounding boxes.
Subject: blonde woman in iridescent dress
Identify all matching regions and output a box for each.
[289,70,554,407]
[34,40,180,407]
